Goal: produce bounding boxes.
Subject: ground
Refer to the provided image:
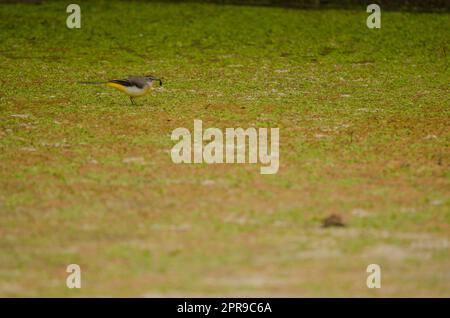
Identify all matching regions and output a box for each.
[0,1,449,297]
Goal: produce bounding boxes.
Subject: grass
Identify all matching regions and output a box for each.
[0,1,449,296]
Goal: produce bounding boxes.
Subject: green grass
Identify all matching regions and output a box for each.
[0,1,449,296]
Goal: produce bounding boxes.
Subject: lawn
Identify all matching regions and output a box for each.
[0,1,449,297]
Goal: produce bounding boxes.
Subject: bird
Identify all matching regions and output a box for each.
[79,75,163,105]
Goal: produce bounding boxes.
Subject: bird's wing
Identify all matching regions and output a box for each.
[127,76,148,89]
[107,79,136,87]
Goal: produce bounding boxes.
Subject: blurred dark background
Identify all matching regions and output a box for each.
[1,0,449,11]
[161,0,450,11]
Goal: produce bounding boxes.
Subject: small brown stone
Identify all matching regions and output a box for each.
[322,214,345,228]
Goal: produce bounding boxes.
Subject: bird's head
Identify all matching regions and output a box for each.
[145,75,162,86]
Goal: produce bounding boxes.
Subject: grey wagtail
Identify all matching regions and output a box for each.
[79,75,163,105]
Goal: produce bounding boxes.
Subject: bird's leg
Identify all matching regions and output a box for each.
[129,96,136,105]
